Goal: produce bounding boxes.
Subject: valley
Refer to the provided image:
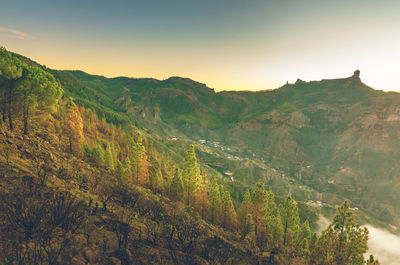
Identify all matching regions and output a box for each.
[0,48,392,264]
[56,68,400,230]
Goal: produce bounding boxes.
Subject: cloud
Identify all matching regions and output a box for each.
[0,27,31,40]
[365,225,400,265]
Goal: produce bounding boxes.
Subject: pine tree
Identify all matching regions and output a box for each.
[208,181,222,224]
[130,149,137,181]
[150,168,164,193]
[221,190,238,230]
[251,182,267,236]
[299,220,311,243]
[0,48,61,133]
[279,195,300,247]
[309,232,319,260]
[113,142,120,163]
[182,144,202,206]
[92,141,105,165]
[121,157,132,181]
[313,201,369,264]
[243,213,256,241]
[297,220,311,257]
[239,189,252,228]
[170,168,184,200]
[332,201,368,264]
[270,211,284,245]
[135,139,149,186]
[63,99,84,157]
[0,47,23,130]
[298,237,310,258]
[129,135,149,186]
[17,66,62,134]
[104,142,115,170]
[262,190,283,248]
[196,185,209,220]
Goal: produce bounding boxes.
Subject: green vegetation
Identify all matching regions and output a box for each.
[0,48,62,133]
[0,47,383,264]
[312,201,370,264]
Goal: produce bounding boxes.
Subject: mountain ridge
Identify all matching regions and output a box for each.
[15,50,382,94]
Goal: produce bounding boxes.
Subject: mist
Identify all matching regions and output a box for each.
[316,215,330,234]
[365,225,400,265]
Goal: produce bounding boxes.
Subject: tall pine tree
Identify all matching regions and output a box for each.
[239,189,252,228]
[17,66,62,134]
[0,47,23,130]
[170,168,184,200]
[262,189,283,248]
[208,181,222,224]
[132,137,149,186]
[251,182,268,236]
[279,195,300,247]
[104,142,115,170]
[182,144,202,206]
[297,219,311,257]
[221,190,238,230]
[63,99,84,157]
[315,201,369,265]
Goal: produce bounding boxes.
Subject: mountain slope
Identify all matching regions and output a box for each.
[54,69,400,227]
[11,50,399,226]
[0,48,383,264]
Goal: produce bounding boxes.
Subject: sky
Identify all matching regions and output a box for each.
[1,0,400,91]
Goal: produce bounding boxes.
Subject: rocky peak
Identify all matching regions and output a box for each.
[352,70,360,79]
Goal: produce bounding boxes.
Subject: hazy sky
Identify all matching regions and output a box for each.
[1,0,399,91]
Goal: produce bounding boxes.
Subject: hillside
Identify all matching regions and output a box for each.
[52,67,400,228]
[0,48,381,264]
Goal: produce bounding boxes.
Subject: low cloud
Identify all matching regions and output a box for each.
[316,215,330,234]
[366,225,400,265]
[0,27,31,40]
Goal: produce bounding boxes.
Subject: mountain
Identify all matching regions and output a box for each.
[53,68,400,227]
[0,48,385,264]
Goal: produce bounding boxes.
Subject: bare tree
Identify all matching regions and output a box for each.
[0,183,86,264]
[110,219,130,251]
